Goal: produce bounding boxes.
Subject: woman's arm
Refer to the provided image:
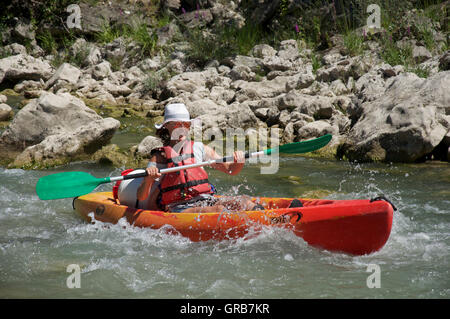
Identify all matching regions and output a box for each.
[136,155,161,201]
[204,144,245,176]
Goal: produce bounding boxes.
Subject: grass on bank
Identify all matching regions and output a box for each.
[12,0,447,80]
[185,22,267,66]
[95,21,158,58]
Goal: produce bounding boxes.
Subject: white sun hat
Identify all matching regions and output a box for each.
[154,103,191,130]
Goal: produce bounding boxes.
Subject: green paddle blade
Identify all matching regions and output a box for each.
[36,172,110,200]
[265,134,332,155]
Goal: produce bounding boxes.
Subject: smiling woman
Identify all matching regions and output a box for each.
[137,103,256,213]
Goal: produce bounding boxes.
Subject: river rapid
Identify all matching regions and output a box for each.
[1,156,449,298]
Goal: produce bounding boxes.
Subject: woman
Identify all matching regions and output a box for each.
[137,103,262,213]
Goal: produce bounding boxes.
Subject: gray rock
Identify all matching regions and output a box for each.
[251,44,277,59]
[322,50,345,65]
[14,80,44,93]
[13,117,120,167]
[254,108,270,120]
[0,54,53,84]
[70,38,102,67]
[329,79,350,96]
[277,40,301,62]
[135,135,163,158]
[283,122,295,143]
[92,61,112,80]
[12,22,35,42]
[0,91,120,166]
[354,71,386,102]
[316,55,372,82]
[263,56,293,72]
[162,0,180,10]
[439,51,450,71]
[186,98,259,130]
[156,22,180,46]
[209,1,245,28]
[101,81,132,97]
[0,43,27,56]
[413,46,432,63]
[296,120,339,141]
[278,91,335,119]
[45,63,81,89]
[225,55,265,73]
[209,86,235,104]
[338,71,450,162]
[228,65,255,81]
[138,57,162,72]
[164,69,227,97]
[0,91,119,149]
[0,103,12,121]
[179,9,213,28]
[232,75,293,102]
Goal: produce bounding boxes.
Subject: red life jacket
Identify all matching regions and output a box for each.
[159,141,213,206]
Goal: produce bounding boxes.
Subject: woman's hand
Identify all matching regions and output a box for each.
[204,145,245,176]
[137,166,160,201]
[145,166,161,182]
[233,150,245,163]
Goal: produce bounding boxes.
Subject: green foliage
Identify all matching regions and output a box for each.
[126,22,158,57]
[66,44,90,68]
[343,31,365,56]
[95,22,121,44]
[416,24,436,52]
[107,55,124,72]
[224,23,266,56]
[186,23,268,66]
[4,0,83,27]
[156,14,171,28]
[407,65,431,78]
[36,30,58,54]
[95,21,158,58]
[185,28,220,66]
[311,52,322,74]
[143,69,173,93]
[50,53,66,68]
[380,37,413,67]
[279,0,290,17]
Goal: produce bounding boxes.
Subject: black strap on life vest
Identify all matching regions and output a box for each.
[160,179,210,193]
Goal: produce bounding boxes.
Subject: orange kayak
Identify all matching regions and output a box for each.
[73,192,394,255]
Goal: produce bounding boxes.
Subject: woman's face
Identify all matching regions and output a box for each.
[164,121,191,141]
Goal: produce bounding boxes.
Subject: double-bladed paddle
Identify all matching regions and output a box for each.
[36,134,332,200]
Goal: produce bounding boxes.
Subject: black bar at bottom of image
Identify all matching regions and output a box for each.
[0,299,446,317]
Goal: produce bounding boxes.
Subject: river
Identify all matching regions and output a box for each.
[1,154,449,298]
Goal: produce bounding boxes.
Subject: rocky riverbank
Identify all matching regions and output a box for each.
[0,0,449,169]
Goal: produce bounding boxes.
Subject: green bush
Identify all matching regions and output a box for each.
[95,23,121,44]
[311,53,322,74]
[186,23,269,66]
[407,65,431,78]
[126,22,158,57]
[36,30,58,54]
[143,69,173,93]
[343,31,366,56]
[380,38,413,67]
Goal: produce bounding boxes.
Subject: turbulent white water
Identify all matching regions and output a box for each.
[0,159,449,298]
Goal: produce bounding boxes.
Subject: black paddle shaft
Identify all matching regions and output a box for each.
[218,152,251,163]
[122,171,148,180]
